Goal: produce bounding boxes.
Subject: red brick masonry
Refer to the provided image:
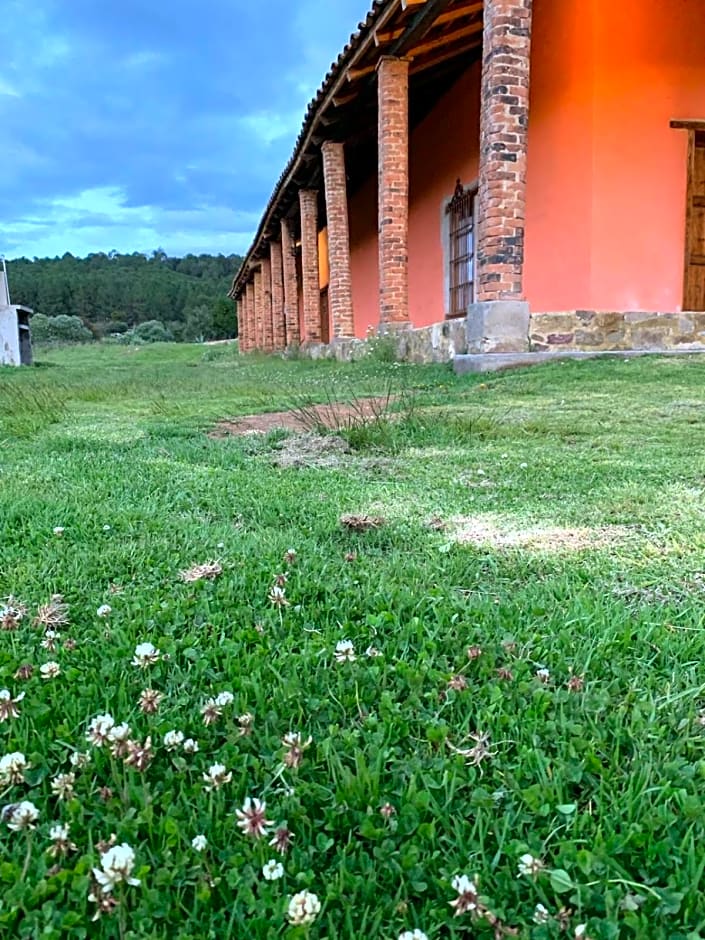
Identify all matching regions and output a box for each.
[322,141,355,338]
[377,56,410,327]
[477,0,533,302]
[299,189,322,343]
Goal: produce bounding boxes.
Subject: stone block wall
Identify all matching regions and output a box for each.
[530,311,705,352]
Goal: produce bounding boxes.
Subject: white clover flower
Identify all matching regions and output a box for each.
[47,822,77,857]
[262,859,284,881]
[69,750,92,769]
[40,661,61,680]
[182,738,199,754]
[450,874,478,916]
[365,645,382,658]
[203,763,232,792]
[96,605,112,618]
[518,853,544,879]
[201,697,222,726]
[107,722,130,744]
[3,800,39,831]
[398,932,429,940]
[0,689,24,722]
[268,585,289,607]
[287,890,321,925]
[533,903,550,925]
[236,796,273,839]
[214,691,234,708]
[163,730,184,751]
[0,752,29,785]
[93,843,140,893]
[191,834,208,852]
[575,927,589,940]
[103,525,111,532]
[107,722,131,757]
[51,772,76,801]
[536,668,550,683]
[86,714,116,747]
[53,526,65,536]
[131,642,160,668]
[335,639,356,663]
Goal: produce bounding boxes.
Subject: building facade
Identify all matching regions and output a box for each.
[231,0,705,360]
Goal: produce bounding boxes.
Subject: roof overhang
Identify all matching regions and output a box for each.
[230,0,485,299]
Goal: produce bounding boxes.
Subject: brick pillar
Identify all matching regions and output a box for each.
[242,285,253,352]
[261,254,274,352]
[281,219,300,347]
[377,56,410,329]
[299,189,321,343]
[476,0,533,302]
[322,141,355,338]
[253,269,264,351]
[245,281,255,351]
[270,240,286,350]
[236,298,246,351]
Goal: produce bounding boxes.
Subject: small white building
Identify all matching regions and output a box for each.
[0,259,33,366]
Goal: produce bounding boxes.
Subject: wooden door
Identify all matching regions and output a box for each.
[684,131,705,311]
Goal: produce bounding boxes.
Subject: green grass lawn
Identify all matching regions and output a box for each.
[2,343,705,939]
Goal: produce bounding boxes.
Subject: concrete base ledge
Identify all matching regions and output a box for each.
[453,348,705,375]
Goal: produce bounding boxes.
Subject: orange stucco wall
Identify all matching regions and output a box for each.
[349,62,481,336]
[525,0,705,313]
[348,0,705,335]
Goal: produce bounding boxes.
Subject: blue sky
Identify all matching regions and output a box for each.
[0,0,365,259]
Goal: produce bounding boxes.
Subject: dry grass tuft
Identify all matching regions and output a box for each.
[34,594,70,629]
[179,562,223,583]
[339,513,386,532]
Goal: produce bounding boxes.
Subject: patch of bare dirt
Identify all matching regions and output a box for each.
[211,397,394,438]
[448,517,633,552]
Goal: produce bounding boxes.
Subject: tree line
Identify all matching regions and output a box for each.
[8,250,243,342]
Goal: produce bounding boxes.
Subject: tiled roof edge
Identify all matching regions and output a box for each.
[229,0,396,299]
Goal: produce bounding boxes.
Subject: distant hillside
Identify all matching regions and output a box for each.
[8,250,243,341]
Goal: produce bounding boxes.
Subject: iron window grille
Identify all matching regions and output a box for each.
[446,179,477,318]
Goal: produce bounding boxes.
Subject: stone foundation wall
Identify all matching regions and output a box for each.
[286,309,705,365]
[295,318,468,364]
[530,311,705,352]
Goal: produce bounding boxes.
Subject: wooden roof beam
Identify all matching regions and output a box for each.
[391,0,455,56]
[433,2,483,27]
[408,21,483,59]
[410,36,482,74]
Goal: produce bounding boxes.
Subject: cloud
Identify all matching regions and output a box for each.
[0,0,369,259]
[3,186,262,258]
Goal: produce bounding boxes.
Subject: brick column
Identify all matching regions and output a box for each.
[253,269,264,351]
[270,240,286,350]
[322,141,355,338]
[281,219,301,347]
[476,0,533,302]
[261,254,274,352]
[245,281,255,351]
[377,56,410,329]
[299,189,321,343]
[243,284,254,352]
[236,298,246,351]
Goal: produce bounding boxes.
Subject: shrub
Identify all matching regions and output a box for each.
[29,313,93,345]
[132,320,174,343]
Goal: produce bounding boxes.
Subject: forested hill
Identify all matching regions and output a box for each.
[9,250,243,341]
